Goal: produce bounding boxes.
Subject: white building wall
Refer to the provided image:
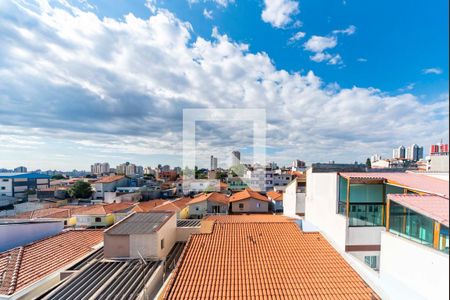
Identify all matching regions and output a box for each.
[379,232,449,300]
[283,180,305,216]
[0,179,13,197]
[304,170,348,251]
[347,227,385,245]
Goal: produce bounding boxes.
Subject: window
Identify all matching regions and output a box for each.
[2,179,8,182]
[161,239,164,250]
[256,203,261,208]
[239,203,244,209]
[64,220,67,226]
[0,187,5,190]
[95,217,102,222]
[364,256,378,269]
[196,207,199,211]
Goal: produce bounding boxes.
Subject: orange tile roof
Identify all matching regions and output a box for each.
[163,216,379,300]
[95,175,125,184]
[150,197,192,212]
[0,230,103,296]
[75,203,135,215]
[229,189,269,203]
[206,214,291,223]
[14,206,89,220]
[188,192,229,205]
[133,200,169,212]
[267,191,283,201]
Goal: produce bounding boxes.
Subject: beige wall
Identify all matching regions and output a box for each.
[176,227,200,242]
[231,198,269,213]
[104,235,130,258]
[156,214,177,259]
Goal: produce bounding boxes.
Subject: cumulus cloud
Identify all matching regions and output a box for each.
[261,0,300,28]
[303,26,355,65]
[423,67,443,75]
[0,0,448,169]
[288,31,306,43]
[203,8,213,19]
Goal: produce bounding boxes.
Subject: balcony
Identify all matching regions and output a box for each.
[338,202,385,227]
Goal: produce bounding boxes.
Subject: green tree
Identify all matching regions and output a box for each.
[51,174,65,180]
[366,158,372,168]
[68,181,93,199]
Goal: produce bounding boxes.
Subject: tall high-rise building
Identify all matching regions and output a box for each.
[13,166,27,173]
[90,163,110,175]
[210,155,218,170]
[393,145,406,159]
[231,151,241,167]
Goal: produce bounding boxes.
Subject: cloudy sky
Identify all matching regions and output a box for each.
[0,0,448,170]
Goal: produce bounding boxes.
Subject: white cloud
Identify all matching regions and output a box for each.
[303,26,355,65]
[0,0,448,169]
[261,0,300,28]
[398,83,416,93]
[332,25,356,35]
[423,68,443,75]
[188,0,234,7]
[304,35,337,52]
[288,31,305,43]
[357,57,368,62]
[203,8,213,19]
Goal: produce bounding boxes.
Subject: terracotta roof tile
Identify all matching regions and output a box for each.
[188,192,229,205]
[206,215,291,223]
[133,200,169,212]
[267,191,283,201]
[163,216,379,300]
[0,230,103,296]
[150,197,192,212]
[229,189,269,203]
[75,203,135,215]
[95,175,125,184]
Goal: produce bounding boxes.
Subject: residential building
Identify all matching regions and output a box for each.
[161,215,380,300]
[90,162,110,175]
[291,159,306,172]
[229,189,269,213]
[430,142,449,156]
[149,197,191,219]
[74,202,136,227]
[267,190,283,212]
[393,145,406,159]
[226,176,247,192]
[231,150,240,167]
[181,179,219,195]
[210,155,218,170]
[243,167,292,191]
[405,144,424,161]
[116,162,143,176]
[187,192,229,218]
[0,172,50,199]
[104,211,176,260]
[94,175,128,199]
[303,166,449,299]
[0,219,64,252]
[13,166,27,173]
[283,174,307,217]
[370,154,382,163]
[0,230,103,299]
[13,205,93,227]
[427,155,450,172]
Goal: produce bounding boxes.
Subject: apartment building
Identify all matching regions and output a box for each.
[303,166,449,300]
[283,174,307,217]
[94,175,129,199]
[0,172,50,199]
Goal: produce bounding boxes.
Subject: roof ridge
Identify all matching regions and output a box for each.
[7,247,24,295]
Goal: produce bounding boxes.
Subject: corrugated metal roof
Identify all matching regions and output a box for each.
[106,212,173,235]
[389,194,449,226]
[0,172,50,179]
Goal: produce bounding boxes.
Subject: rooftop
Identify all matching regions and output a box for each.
[132,199,169,212]
[267,190,283,201]
[229,189,269,203]
[150,197,192,212]
[340,172,449,197]
[388,194,449,227]
[75,202,136,215]
[188,192,229,205]
[0,172,50,179]
[0,230,103,296]
[163,216,379,299]
[105,212,174,235]
[95,175,125,184]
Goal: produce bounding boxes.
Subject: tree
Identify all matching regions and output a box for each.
[366,158,372,168]
[51,174,65,180]
[68,181,93,199]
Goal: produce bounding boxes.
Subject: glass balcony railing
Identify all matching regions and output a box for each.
[338,202,385,227]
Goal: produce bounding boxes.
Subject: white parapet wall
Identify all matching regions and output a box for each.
[379,231,449,300]
[304,170,348,250]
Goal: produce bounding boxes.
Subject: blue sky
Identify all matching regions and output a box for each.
[0,0,448,170]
